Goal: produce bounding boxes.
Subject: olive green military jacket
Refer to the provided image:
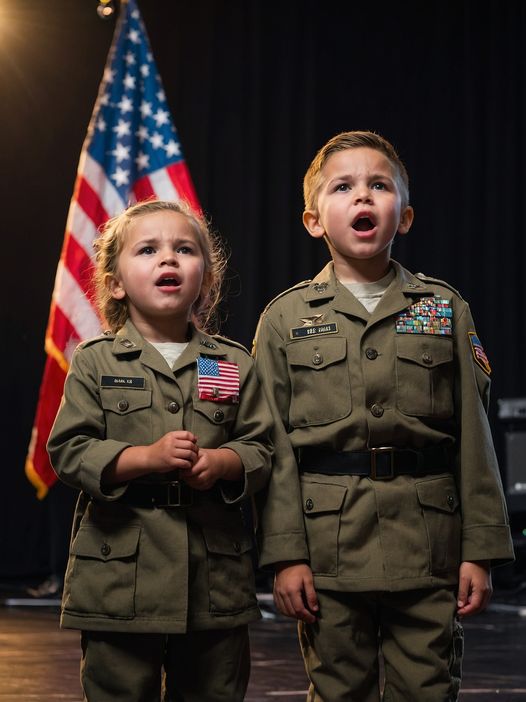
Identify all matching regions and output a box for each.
[254,260,514,592]
[47,321,273,633]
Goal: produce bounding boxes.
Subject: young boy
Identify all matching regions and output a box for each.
[253,131,514,701]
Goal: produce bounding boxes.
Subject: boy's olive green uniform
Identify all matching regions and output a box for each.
[48,320,273,700]
[254,260,514,701]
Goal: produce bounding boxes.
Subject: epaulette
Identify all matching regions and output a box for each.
[208,334,250,355]
[78,331,114,349]
[260,279,312,315]
[415,272,463,299]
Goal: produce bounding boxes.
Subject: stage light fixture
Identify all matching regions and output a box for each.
[97,0,115,20]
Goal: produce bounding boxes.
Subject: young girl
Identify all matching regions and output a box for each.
[47,199,274,701]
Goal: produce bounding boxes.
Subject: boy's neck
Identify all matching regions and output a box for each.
[333,257,392,285]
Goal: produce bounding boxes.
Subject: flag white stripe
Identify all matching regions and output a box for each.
[53,261,102,341]
[82,153,126,218]
[149,167,180,200]
[66,203,99,260]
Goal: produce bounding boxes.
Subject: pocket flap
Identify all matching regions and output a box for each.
[193,401,238,424]
[71,525,141,561]
[396,335,453,368]
[100,388,152,414]
[416,476,459,513]
[286,337,347,370]
[301,481,347,514]
[202,528,253,556]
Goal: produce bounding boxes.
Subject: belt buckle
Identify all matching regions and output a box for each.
[370,447,395,480]
[157,481,193,508]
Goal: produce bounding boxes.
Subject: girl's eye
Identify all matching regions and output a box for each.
[139,246,155,255]
[335,183,350,192]
[176,245,193,254]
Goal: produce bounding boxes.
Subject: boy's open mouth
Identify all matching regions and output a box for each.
[352,216,375,232]
[156,275,180,287]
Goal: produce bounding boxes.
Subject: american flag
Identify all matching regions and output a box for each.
[197,358,240,403]
[25,0,200,498]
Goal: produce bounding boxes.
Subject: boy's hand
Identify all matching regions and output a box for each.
[273,562,319,624]
[457,560,493,617]
[180,447,243,490]
[145,431,199,473]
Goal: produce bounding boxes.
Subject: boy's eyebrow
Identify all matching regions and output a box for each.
[326,171,395,185]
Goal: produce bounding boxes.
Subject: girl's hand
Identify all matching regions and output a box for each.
[144,431,199,473]
[180,447,243,490]
[457,560,493,617]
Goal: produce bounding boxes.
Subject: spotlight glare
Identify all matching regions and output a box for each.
[97,2,115,19]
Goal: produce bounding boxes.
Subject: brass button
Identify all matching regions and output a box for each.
[167,401,180,414]
[365,347,378,360]
[371,403,384,418]
[100,542,111,557]
[117,399,129,412]
[233,541,241,554]
[447,494,455,509]
[305,498,314,511]
[312,352,323,365]
[422,353,433,365]
[213,409,224,422]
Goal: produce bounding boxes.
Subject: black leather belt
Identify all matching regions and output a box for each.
[117,480,193,508]
[297,446,451,480]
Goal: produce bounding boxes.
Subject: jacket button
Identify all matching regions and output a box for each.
[213,409,224,422]
[117,399,129,412]
[233,541,241,553]
[371,403,384,418]
[447,494,455,508]
[365,347,378,360]
[422,353,433,365]
[167,401,180,413]
[100,542,111,557]
[312,352,323,365]
[305,498,314,511]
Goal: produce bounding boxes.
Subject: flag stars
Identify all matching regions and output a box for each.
[96,117,107,132]
[99,93,110,107]
[113,119,131,137]
[153,108,170,127]
[124,51,136,66]
[117,95,134,113]
[127,28,141,44]
[150,132,165,149]
[112,143,130,163]
[135,125,149,142]
[140,64,150,78]
[112,166,130,186]
[157,89,166,102]
[135,151,150,170]
[140,101,153,118]
[165,139,181,157]
[123,73,136,90]
[103,68,115,84]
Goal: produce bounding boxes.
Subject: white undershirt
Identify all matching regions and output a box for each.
[342,268,395,313]
[150,341,189,369]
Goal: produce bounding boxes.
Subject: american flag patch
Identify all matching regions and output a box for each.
[197,357,240,403]
[468,332,491,375]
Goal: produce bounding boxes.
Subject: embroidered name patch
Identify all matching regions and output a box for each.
[396,297,453,336]
[100,375,145,388]
[197,357,240,403]
[468,332,491,375]
[290,323,338,339]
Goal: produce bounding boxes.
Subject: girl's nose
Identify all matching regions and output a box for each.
[160,250,178,266]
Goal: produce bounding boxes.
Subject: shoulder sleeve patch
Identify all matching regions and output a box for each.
[468,332,491,375]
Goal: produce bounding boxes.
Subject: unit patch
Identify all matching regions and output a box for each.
[100,375,145,388]
[396,297,453,336]
[468,332,491,375]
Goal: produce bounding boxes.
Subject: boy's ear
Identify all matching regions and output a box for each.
[303,210,326,239]
[397,206,414,236]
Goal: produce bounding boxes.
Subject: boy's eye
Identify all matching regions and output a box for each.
[372,182,387,191]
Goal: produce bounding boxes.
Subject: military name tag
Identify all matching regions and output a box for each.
[290,323,338,339]
[100,375,145,388]
[396,297,453,336]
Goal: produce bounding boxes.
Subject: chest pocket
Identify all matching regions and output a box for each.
[286,336,351,427]
[396,335,454,418]
[100,387,153,441]
[192,399,238,441]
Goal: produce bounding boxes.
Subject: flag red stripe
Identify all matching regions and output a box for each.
[166,162,200,211]
[63,234,96,300]
[76,176,110,228]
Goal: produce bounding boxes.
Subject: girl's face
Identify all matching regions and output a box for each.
[109,210,206,341]
[303,147,413,282]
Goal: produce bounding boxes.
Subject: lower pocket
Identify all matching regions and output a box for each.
[64,524,141,619]
[301,481,347,576]
[417,476,461,573]
[202,527,257,614]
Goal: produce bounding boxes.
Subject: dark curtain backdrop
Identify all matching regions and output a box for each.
[1,0,525,578]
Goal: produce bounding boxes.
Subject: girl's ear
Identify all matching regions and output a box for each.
[303,210,326,239]
[108,274,126,300]
[397,206,414,236]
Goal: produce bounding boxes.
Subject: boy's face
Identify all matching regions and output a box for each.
[303,147,413,281]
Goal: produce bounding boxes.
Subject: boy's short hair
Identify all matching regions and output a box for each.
[303,131,410,212]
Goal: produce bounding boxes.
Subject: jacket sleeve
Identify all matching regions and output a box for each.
[454,302,514,566]
[253,311,310,568]
[216,355,274,503]
[47,347,131,501]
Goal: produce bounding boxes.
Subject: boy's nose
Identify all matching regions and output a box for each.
[354,187,372,204]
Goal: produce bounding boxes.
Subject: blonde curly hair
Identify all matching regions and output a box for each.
[92,199,227,334]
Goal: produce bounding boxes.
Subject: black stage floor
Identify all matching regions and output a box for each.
[0,584,525,701]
